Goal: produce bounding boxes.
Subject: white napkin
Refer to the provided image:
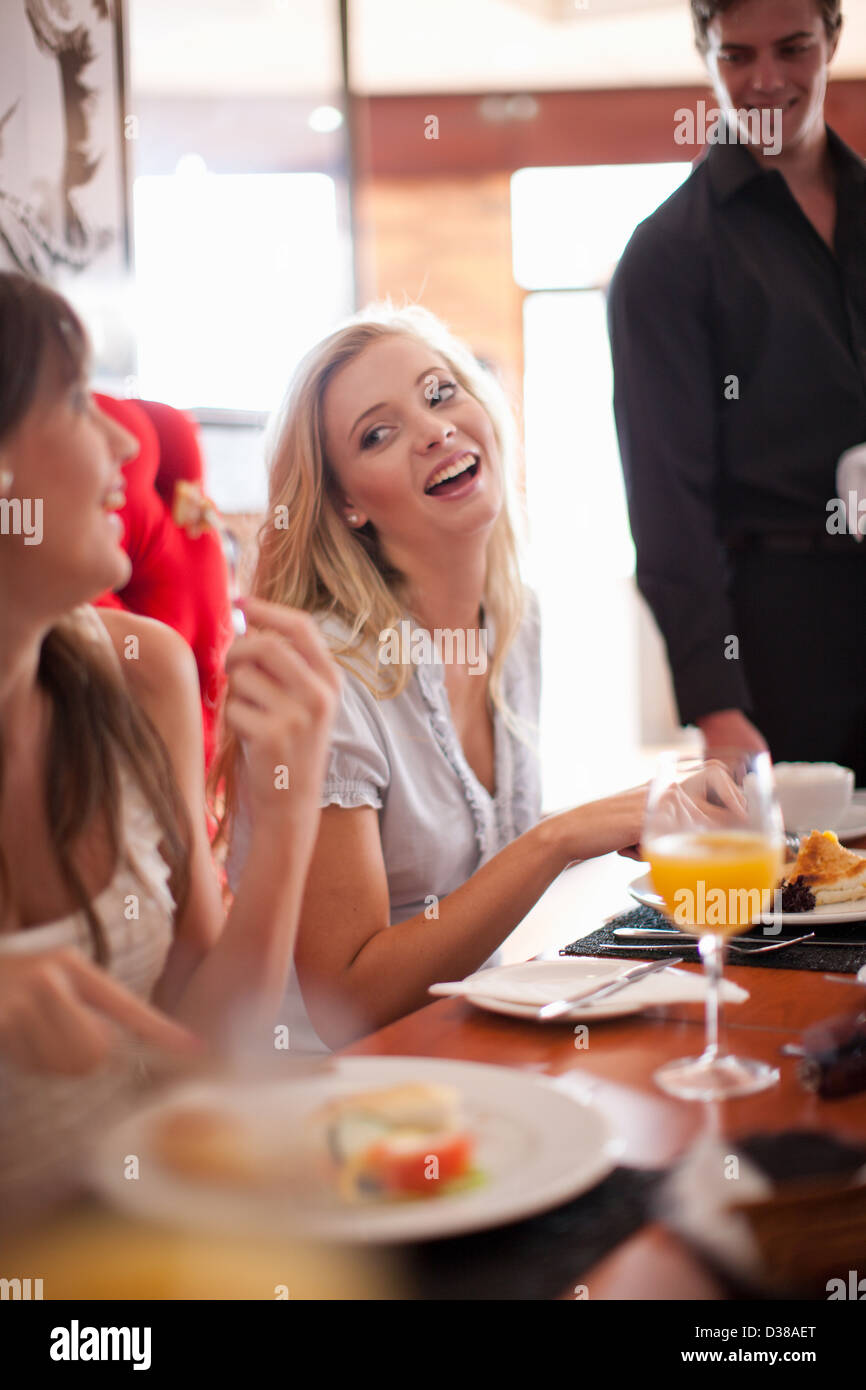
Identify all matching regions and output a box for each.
[430,972,602,1005]
[659,1133,866,1287]
[658,1134,773,1279]
[429,960,748,1010]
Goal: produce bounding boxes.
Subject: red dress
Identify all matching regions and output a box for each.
[92,394,232,770]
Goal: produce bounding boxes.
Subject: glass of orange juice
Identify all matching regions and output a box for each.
[643,749,785,1100]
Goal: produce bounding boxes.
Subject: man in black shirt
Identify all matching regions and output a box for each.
[608,0,866,778]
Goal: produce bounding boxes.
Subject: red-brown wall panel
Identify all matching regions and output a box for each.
[359,81,866,176]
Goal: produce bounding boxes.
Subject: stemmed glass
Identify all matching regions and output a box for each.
[643,749,785,1101]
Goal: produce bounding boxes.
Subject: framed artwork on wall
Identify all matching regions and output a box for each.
[0,0,134,378]
[0,0,131,280]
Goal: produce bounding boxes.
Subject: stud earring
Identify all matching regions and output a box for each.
[0,467,13,496]
[347,513,359,525]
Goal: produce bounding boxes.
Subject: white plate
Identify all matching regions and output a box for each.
[828,791,866,841]
[90,1057,620,1244]
[462,958,712,1021]
[628,868,866,928]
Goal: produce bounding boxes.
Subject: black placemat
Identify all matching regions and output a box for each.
[560,904,866,974]
[394,1132,866,1300]
[399,1164,665,1300]
[738,1129,866,1181]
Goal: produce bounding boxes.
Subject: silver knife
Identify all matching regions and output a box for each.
[538,956,683,1020]
[613,927,860,947]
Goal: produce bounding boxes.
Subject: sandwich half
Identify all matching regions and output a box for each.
[306,1082,477,1202]
[779,830,866,906]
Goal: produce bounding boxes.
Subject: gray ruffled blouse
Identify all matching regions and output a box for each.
[227,591,542,1051]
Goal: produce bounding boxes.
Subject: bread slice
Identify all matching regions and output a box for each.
[313,1083,460,1139]
[151,1105,305,1187]
[780,830,866,904]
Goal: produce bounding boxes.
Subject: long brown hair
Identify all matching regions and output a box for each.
[0,273,191,963]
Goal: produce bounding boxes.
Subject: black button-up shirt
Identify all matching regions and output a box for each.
[607,126,866,726]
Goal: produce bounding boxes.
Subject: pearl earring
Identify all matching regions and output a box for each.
[348,513,359,525]
[0,467,13,496]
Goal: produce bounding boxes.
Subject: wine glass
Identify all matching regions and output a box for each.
[642,749,785,1101]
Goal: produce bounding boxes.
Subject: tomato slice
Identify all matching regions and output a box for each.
[362,1130,475,1196]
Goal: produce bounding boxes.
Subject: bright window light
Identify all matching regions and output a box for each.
[523,289,634,582]
[133,172,348,411]
[514,163,692,801]
[512,162,691,289]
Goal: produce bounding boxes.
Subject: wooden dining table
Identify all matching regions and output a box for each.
[341,846,866,1300]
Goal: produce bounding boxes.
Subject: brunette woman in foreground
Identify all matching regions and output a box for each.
[0,273,339,1204]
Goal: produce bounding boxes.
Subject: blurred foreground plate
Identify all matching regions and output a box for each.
[90,1057,619,1244]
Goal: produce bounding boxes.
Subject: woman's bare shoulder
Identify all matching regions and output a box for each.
[92,608,199,712]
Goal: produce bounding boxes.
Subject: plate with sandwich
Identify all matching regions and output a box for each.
[91,1057,619,1243]
[831,789,866,841]
[629,830,866,929]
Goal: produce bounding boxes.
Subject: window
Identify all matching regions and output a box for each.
[133,169,348,413]
[512,163,691,805]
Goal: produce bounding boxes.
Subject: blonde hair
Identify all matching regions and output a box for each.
[215,301,532,832]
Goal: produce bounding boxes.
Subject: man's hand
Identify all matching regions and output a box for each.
[697,708,768,756]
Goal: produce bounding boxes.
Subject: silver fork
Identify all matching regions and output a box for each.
[599,931,816,956]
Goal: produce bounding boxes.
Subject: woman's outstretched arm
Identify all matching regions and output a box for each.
[295,787,648,1050]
